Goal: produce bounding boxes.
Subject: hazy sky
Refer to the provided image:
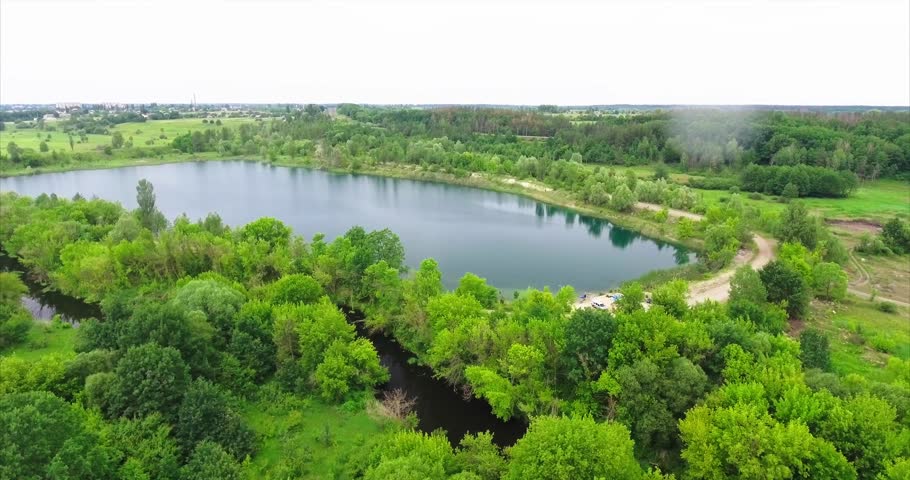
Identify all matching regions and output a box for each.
[1,0,908,105]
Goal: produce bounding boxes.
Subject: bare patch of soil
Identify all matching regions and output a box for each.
[827,219,882,234]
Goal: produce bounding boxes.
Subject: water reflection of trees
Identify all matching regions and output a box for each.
[522,199,693,254]
[674,248,692,265]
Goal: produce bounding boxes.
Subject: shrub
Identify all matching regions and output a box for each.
[882,218,910,254]
[868,334,897,353]
[877,302,898,314]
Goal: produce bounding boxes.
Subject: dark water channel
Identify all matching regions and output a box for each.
[1,253,525,446]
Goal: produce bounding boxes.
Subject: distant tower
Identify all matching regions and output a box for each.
[192,93,197,112]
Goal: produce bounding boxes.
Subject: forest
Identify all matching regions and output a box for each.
[1,173,909,479]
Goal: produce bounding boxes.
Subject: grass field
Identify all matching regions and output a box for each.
[593,165,909,222]
[1,320,77,361]
[0,118,254,154]
[110,118,254,148]
[806,298,910,383]
[242,388,396,479]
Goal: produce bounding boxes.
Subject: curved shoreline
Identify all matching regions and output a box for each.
[2,155,701,250]
[4,156,771,302]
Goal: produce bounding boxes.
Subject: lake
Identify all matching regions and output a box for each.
[0,160,693,292]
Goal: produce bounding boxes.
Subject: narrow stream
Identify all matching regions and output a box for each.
[0,252,526,446]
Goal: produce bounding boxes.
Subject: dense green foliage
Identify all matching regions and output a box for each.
[1,180,907,478]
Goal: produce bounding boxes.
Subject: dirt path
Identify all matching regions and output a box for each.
[686,233,775,304]
[635,202,776,305]
[634,202,703,221]
[846,288,910,308]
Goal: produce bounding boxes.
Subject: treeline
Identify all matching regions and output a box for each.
[331,106,909,179]
[1,184,908,478]
[5,106,907,195]
[738,164,859,198]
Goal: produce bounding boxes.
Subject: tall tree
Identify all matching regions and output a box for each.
[135,179,167,234]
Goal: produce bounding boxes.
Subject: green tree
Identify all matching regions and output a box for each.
[39,140,49,152]
[454,432,506,480]
[465,366,516,420]
[107,414,180,480]
[269,273,324,305]
[0,273,30,348]
[506,416,644,480]
[6,141,22,162]
[811,262,848,301]
[614,357,708,462]
[0,391,115,480]
[799,329,831,371]
[727,265,787,332]
[777,201,818,249]
[729,266,767,305]
[703,221,740,270]
[180,441,242,480]
[314,338,388,401]
[818,394,902,480]
[135,179,167,234]
[110,343,190,421]
[239,217,292,251]
[176,379,255,459]
[680,401,855,479]
[112,131,125,148]
[455,272,499,308]
[172,278,246,344]
[362,260,403,329]
[782,182,800,200]
[616,282,645,314]
[362,430,456,480]
[610,184,637,212]
[651,279,688,318]
[563,308,617,383]
[760,260,810,318]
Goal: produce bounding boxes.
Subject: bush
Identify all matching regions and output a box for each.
[747,192,763,200]
[877,302,898,314]
[882,218,910,254]
[868,334,897,353]
[856,233,893,255]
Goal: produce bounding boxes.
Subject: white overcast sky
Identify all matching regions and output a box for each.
[1,0,908,105]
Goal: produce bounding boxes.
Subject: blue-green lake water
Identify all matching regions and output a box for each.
[0,161,693,292]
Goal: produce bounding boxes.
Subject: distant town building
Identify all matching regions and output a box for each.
[55,102,82,112]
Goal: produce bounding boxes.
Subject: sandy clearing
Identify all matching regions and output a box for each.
[574,201,777,309]
[827,219,882,234]
[501,177,553,192]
